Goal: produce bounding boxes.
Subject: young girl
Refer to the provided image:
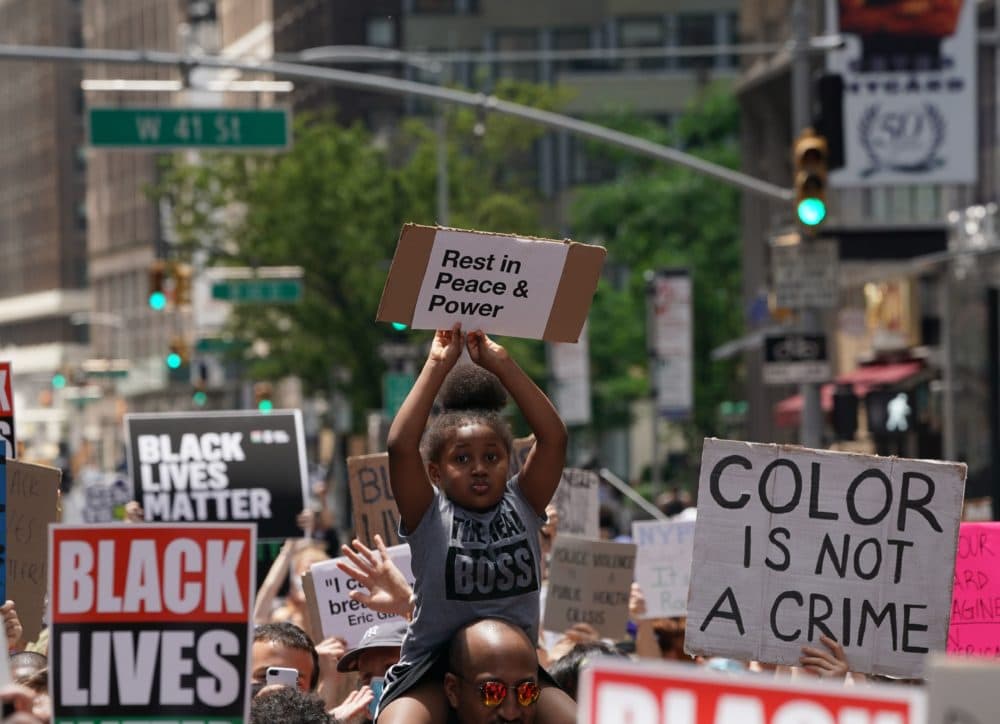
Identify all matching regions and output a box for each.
[377,324,575,723]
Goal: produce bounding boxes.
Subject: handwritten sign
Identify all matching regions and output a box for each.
[377,224,605,342]
[7,460,60,645]
[947,522,1000,656]
[551,468,600,539]
[348,453,401,547]
[632,519,695,618]
[543,535,636,639]
[686,438,966,678]
[926,654,998,724]
[305,544,414,647]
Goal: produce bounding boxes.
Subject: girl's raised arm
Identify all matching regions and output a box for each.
[386,324,463,532]
[467,330,567,515]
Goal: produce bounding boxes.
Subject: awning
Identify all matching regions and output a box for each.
[774,360,924,428]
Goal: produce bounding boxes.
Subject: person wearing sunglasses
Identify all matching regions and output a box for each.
[444,619,548,724]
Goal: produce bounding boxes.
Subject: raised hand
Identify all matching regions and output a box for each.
[465,329,509,373]
[336,535,414,618]
[330,686,375,724]
[799,634,849,679]
[428,323,464,368]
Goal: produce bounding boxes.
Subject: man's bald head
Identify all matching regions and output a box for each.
[445,619,539,724]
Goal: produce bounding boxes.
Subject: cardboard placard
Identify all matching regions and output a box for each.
[376,224,606,342]
[631,518,695,619]
[347,453,401,548]
[49,523,255,722]
[125,410,309,539]
[948,522,1000,656]
[926,654,999,724]
[7,459,60,645]
[304,543,414,647]
[686,438,967,678]
[543,534,636,639]
[578,658,925,724]
[551,468,600,539]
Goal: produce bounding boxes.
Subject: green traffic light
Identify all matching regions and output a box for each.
[193,391,207,406]
[391,322,408,331]
[52,373,66,389]
[166,352,183,369]
[258,399,274,413]
[149,291,167,311]
[797,198,827,226]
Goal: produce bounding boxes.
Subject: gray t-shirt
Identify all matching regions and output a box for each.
[392,477,544,673]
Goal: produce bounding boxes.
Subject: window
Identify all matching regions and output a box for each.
[552,27,593,73]
[365,16,396,48]
[618,17,664,70]
[495,30,540,83]
[413,0,456,12]
[677,13,715,69]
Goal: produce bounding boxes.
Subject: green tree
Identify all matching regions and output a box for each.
[156,82,563,431]
[571,83,743,472]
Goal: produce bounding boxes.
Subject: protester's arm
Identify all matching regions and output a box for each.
[629,583,662,660]
[329,686,374,724]
[546,623,600,663]
[1,601,23,654]
[336,535,414,619]
[799,635,850,680]
[386,325,463,532]
[466,330,567,515]
[313,480,335,531]
[315,636,349,709]
[251,539,296,625]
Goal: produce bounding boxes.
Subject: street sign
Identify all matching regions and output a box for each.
[211,277,302,303]
[771,239,839,309]
[383,372,415,419]
[762,333,831,385]
[88,107,291,149]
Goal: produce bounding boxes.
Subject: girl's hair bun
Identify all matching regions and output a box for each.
[438,364,507,412]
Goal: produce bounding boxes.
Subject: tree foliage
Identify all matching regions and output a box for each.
[571,83,743,463]
[155,83,561,430]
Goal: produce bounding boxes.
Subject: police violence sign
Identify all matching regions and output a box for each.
[125,410,308,539]
[578,658,924,724]
[49,523,255,723]
[686,439,966,678]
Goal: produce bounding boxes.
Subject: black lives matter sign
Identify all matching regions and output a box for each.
[686,438,967,678]
[125,410,308,540]
[50,524,255,723]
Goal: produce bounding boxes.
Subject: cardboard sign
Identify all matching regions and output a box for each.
[948,522,1000,656]
[376,224,605,342]
[49,523,255,722]
[0,361,13,458]
[686,438,967,678]
[551,468,600,539]
[578,658,925,724]
[304,543,414,647]
[632,519,695,619]
[543,535,636,639]
[125,410,309,539]
[347,453,401,548]
[7,459,60,645]
[926,654,999,724]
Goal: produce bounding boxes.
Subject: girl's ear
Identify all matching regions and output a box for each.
[427,461,441,484]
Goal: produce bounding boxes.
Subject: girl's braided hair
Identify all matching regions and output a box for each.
[421,363,513,463]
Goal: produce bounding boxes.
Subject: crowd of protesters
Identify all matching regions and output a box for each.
[0,329,948,722]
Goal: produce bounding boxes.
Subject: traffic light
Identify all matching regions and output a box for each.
[174,263,193,307]
[166,337,189,370]
[793,129,828,227]
[148,260,168,310]
[254,381,274,413]
[831,383,858,441]
[51,372,67,389]
[814,73,845,171]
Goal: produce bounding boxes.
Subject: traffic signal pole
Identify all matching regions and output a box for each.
[792,0,824,449]
[0,43,792,204]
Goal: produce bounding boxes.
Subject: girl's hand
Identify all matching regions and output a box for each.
[428,324,464,367]
[466,330,509,373]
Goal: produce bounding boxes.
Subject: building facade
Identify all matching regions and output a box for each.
[0,0,88,461]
